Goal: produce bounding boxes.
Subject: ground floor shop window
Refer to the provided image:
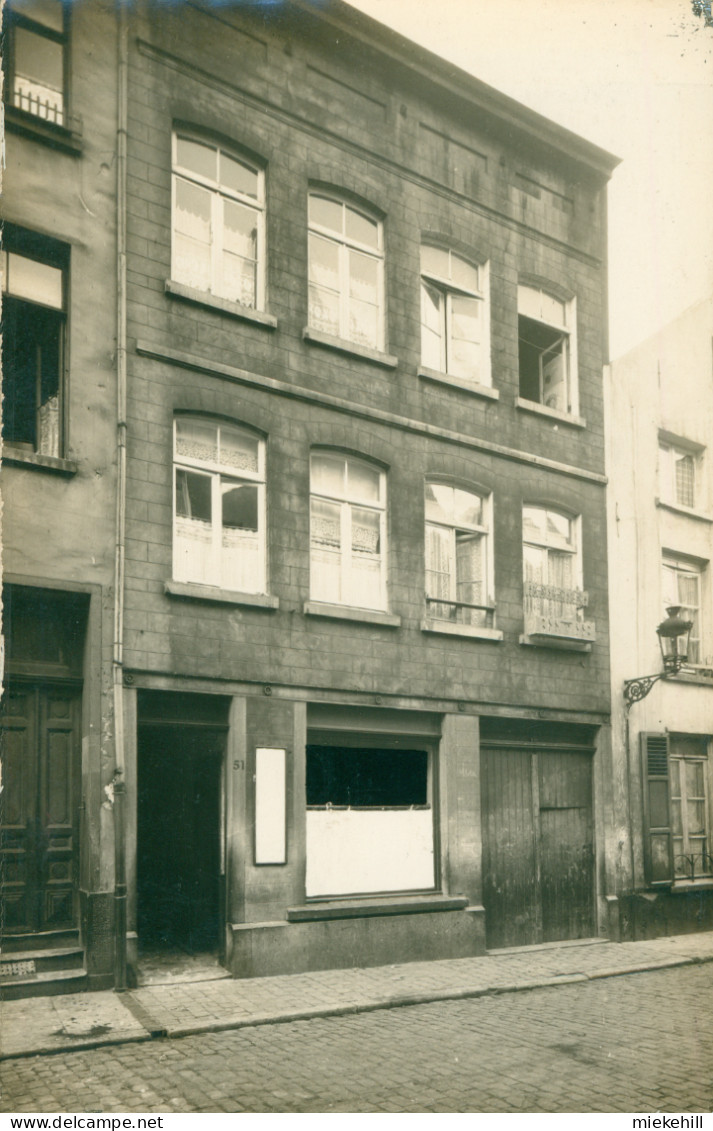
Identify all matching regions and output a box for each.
[305,745,435,896]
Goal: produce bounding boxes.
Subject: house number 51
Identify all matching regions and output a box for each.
[233,759,245,771]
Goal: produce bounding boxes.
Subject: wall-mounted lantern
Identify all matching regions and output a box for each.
[623,606,693,709]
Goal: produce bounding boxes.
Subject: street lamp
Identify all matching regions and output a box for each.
[623,606,693,708]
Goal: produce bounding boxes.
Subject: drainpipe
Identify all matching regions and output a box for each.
[112,0,129,993]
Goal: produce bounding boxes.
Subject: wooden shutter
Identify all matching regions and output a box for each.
[641,733,674,885]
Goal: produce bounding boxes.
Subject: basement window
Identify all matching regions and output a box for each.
[305,745,435,897]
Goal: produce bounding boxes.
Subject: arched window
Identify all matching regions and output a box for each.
[518,285,577,414]
[522,506,593,642]
[173,417,266,593]
[420,247,490,386]
[308,193,384,350]
[425,482,493,627]
[310,451,386,610]
[172,132,265,308]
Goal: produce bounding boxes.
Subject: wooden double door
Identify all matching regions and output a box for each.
[481,743,595,949]
[0,683,81,935]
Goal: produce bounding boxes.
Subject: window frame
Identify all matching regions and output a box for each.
[420,247,491,387]
[658,440,700,510]
[5,0,68,127]
[522,505,583,591]
[662,554,706,666]
[670,736,712,880]
[309,451,387,612]
[171,131,266,310]
[307,193,385,352]
[172,416,267,594]
[424,481,495,627]
[641,732,713,886]
[518,285,578,416]
[1,228,68,458]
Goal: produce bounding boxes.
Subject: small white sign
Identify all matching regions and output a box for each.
[255,747,286,864]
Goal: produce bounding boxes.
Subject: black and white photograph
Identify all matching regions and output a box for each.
[1,0,712,1119]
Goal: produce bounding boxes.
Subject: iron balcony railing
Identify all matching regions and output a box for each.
[523,581,595,641]
[425,596,495,629]
[10,87,82,135]
[674,852,713,882]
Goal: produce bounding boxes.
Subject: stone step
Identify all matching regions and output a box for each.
[1,929,80,954]
[0,967,88,1001]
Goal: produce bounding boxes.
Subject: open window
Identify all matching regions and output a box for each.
[518,285,577,415]
[662,555,706,665]
[424,482,494,628]
[4,0,67,126]
[420,246,490,386]
[2,228,67,458]
[172,132,265,309]
[308,193,384,351]
[173,417,266,593]
[305,743,435,897]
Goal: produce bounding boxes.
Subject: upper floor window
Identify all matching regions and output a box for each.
[420,247,490,386]
[518,285,577,415]
[310,452,386,610]
[425,482,493,627]
[1,228,67,458]
[522,506,593,642]
[173,417,266,593]
[662,555,705,665]
[5,0,67,125]
[659,440,699,509]
[308,194,384,351]
[172,133,265,308]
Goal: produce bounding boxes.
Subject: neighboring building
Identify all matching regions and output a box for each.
[606,298,713,939]
[1,0,619,992]
[1,1,119,992]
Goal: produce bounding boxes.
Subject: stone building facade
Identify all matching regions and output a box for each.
[606,298,713,939]
[1,0,619,991]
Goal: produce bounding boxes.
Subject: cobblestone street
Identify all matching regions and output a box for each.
[2,965,711,1114]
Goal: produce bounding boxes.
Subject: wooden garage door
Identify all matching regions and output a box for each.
[481,743,595,949]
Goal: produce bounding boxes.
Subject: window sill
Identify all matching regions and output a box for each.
[421,619,503,642]
[165,280,278,329]
[303,600,401,628]
[287,894,467,922]
[302,327,398,369]
[3,447,78,476]
[418,367,499,401]
[515,397,586,429]
[655,499,713,524]
[519,632,592,653]
[666,668,713,687]
[4,104,83,155]
[165,579,279,609]
[670,879,713,893]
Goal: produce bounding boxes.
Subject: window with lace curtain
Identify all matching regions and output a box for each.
[662,556,704,664]
[308,194,384,351]
[173,417,266,592]
[172,133,265,308]
[309,453,386,610]
[521,506,592,641]
[424,483,493,627]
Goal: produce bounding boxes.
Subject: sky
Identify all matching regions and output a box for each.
[348,0,713,360]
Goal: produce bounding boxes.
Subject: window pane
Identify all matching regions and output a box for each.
[222,252,256,308]
[347,460,381,503]
[220,426,259,473]
[425,524,454,601]
[687,799,706,837]
[311,498,342,603]
[308,233,339,290]
[350,507,381,607]
[452,488,483,528]
[309,195,343,234]
[12,0,64,32]
[15,27,63,117]
[175,178,211,240]
[548,549,574,590]
[7,252,62,308]
[349,298,378,349]
[425,483,455,525]
[349,250,378,304]
[449,295,481,380]
[523,506,546,543]
[351,506,380,556]
[518,285,541,320]
[686,760,705,799]
[312,453,345,496]
[175,469,212,522]
[546,510,573,548]
[220,153,259,199]
[345,207,379,249]
[523,543,547,583]
[455,531,484,601]
[222,481,258,531]
[451,255,480,292]
[542,339,567,410]
[2,298,61,455]
[420,245,449,279]
[675,454,695,508]
[176,137,217,182]
[421,282,444,370]
[311,497,341,548]
[223,200,257,259]
[541,292,567,327]
[176,418,218,464]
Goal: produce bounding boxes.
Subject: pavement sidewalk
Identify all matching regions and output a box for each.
[3,932,713,1061]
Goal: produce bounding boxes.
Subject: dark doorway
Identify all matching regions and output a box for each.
[137,724,223,953]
